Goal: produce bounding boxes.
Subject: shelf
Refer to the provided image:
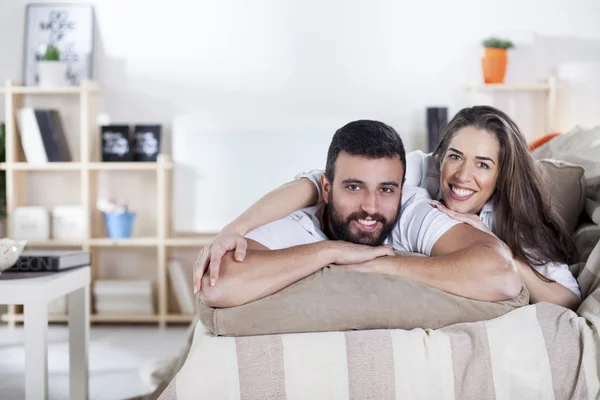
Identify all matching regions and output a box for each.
[0,162,83,171]
[26,240,84,248]
[89,162,173,171]
[21,237,217,248]
[1,313,164,324]
[89,237,159,247]
[2,79,185,326]
[466,83,551,92]
[0,162,173,171]
[0,83,100,95]
[164,314,196,323]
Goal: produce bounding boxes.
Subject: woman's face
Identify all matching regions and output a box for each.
[440,126,501,214]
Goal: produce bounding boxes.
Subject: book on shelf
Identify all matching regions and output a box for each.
[168,259,195,314]
[6,250,91,272]
[15,107,71,163]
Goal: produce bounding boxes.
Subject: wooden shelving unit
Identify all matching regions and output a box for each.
[1,79,212,327]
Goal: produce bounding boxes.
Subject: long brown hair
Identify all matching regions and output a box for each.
[433,106,578,280]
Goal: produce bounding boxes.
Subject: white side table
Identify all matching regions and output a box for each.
[0,266,91,400]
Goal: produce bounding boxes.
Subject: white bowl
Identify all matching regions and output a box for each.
[0,239,27,275]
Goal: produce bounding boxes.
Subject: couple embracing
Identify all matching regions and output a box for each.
[193,105,581,312]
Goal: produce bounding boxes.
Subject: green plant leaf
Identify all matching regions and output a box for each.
[482,37,515,49]
[44,44,61,61]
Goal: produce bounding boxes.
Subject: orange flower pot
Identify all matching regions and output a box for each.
[481,47,507,84]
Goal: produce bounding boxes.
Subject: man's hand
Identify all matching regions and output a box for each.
[338,257,382,273]
[329,241,394,265]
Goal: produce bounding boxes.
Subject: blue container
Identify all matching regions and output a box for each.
[104,211,136,239]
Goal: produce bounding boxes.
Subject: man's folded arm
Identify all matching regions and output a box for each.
[379,223,521,301]
[199,239,335,308]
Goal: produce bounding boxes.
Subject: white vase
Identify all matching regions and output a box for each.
[37,61,68,87]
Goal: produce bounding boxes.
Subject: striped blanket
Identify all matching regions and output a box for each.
[157,233,600,400]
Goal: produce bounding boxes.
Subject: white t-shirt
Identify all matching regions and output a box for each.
[246,186,461,256]
[294,151,582,300]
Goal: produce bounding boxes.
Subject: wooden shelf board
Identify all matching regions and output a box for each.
[89,162,173,171]
[26,240,84,247]
[1,313,161,323]
[0,162,173,171]
[22,237,218,248]
[0,162,82,171]
[164,314,195,322]
[89,237,159,247]
[0,84,100,95]
[467,83,551,92]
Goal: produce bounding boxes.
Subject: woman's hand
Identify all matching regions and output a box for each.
[192,231,248,293]
[431,200,497,238]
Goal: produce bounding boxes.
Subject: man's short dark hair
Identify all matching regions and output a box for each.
[325,120,406,183]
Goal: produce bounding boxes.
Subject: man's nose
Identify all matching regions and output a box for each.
[361,192,379,214]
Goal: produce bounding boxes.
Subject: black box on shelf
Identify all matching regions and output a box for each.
[101,125,133,162]
[133,125,161,162]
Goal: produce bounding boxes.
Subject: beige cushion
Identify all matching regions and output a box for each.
[538,159,586,233]
[197,266,529,337]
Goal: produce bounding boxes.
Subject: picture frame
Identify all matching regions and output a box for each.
[133,125,162,162]
[101,125,133,162]
[22,3,95,86]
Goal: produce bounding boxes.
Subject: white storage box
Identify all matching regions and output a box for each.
[12,206,50,241]
[51,206,84,240]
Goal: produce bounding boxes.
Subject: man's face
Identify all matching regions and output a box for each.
[321,152,404,246]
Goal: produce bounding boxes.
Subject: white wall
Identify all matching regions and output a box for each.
[2,0,600,152]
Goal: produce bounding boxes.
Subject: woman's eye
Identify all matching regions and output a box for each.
[449,154,461,161]
[477,162,490,169]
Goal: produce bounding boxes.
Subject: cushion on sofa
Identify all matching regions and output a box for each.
[197,266,529,337]
[538,159,586,233]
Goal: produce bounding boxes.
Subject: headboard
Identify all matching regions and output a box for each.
[171,113,345,233]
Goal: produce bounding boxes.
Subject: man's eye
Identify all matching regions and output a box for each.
[346,184,360,191]
[380,187,394,193]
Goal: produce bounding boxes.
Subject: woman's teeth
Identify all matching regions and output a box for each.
[451,185,474,198]
[358,219,377,226]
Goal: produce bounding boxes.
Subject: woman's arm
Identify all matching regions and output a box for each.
[222,176,320,237]
[517,260,582,311]
[194,172,322,291]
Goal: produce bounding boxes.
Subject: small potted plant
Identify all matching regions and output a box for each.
[37,44,68,87]
[481,37,515,84]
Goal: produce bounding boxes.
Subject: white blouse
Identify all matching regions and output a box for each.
[296,150,582,299]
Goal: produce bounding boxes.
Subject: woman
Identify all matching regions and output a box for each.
[194,106,582,310]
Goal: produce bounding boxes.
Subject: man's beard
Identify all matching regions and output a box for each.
[326,190,401,246]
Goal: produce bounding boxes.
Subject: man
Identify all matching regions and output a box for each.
[199,120,521,308]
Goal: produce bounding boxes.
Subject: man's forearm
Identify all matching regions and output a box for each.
[200,242,334,308]
[371,243,521,301]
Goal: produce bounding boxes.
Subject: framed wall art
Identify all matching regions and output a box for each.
[22,3,95,86]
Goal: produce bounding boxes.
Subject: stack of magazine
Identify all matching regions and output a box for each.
[93,280,154,315]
